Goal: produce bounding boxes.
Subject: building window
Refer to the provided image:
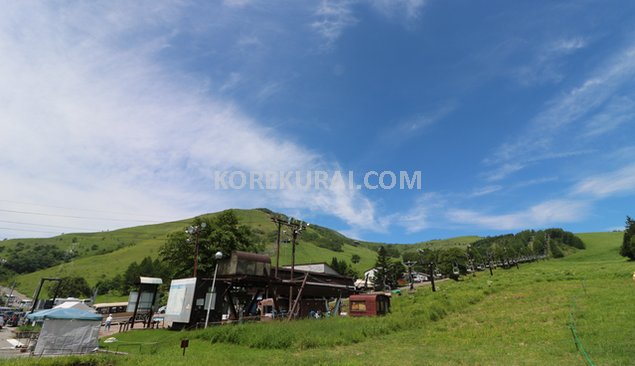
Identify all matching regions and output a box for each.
[350,301,366,312]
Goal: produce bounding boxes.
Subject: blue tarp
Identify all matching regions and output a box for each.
[26,307,102,321]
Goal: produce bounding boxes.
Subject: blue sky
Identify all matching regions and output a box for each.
[1,1,634,242]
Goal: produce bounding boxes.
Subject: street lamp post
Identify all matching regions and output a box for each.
[205,251,223,329]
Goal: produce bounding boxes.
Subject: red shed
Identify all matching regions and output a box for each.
[348,294,390,317]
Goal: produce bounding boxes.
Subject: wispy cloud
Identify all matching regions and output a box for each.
[485,40,635,181]
[483,163,525,182]
[311,0,427,50]
[581,95,635,137]
[219,72,243,93]
[381,102,456,145]
[514,37,587,86]
[223,0,253,8]
[512,176,558,189]
[573,164,635,198]
[311,0,358,50]
[469,185,502,197]
[447,199,589,231]
[398,193,445,233]
[0,2,381,237]
[369,0,426,24]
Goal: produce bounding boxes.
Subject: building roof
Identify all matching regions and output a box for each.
[282,263,340,276]
[139,276,163,285]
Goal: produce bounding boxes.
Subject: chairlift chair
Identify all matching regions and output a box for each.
[452,263,460,276]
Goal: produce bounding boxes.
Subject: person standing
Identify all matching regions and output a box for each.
[105,314,113,331]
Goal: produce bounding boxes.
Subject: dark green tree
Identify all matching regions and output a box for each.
[620,216,635,260]
[373,246,390,290]
[351,254,361,264]
[47,276,92,298]
[330,257,359,278]
[387,261,405,288]
[159,210,259,278]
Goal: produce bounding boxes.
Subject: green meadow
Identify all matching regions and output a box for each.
[6,231,634,365]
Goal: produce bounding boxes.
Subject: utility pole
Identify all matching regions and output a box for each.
[288,219,307,316]
[270,216,284,278]
[270,215,308,317]
[186,222,206,278]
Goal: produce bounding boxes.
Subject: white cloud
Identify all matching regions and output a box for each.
[220,72,243,93]
[311,0,427,49]
[512,176,558,189]
[447,199,589,231]
[469,185,502,197]
[398,193,445,233]
[483,163,525,182]
[311,0,358,50]
[582,96,635,137]
[223,0,253,8]
[513,37,587,86]
[573,164,635,198]
[369,0,426,23]
[0,2,381,238]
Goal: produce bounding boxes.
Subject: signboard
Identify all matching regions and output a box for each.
[127,291,156,312]
[165,277,197,324]
[204,292,216,310]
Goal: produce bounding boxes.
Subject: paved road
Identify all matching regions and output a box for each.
[0,326,29,359]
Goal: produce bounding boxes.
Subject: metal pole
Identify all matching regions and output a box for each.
[30,278,45,313]
[289,229,297,314]
[429,262,436,292]
[51,281,62,308]
[275,220,281,278]
[131,284,142,329]
[205,262,219,329]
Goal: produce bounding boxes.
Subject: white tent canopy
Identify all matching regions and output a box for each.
[26,308,101,356]
[54,301,97,313]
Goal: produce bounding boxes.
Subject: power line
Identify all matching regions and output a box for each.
[0,220,100,232]
[0,226,60,235]
[0,208,162,223]
[0,199,179,221]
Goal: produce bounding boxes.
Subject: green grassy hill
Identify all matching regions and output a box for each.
[7,230,631,366]
[3,208,452,298]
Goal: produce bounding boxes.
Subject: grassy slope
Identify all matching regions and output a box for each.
[9,230,631,366]
[6,209,385,297]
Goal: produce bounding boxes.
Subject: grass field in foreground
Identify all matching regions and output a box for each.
[7,231,634,366]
